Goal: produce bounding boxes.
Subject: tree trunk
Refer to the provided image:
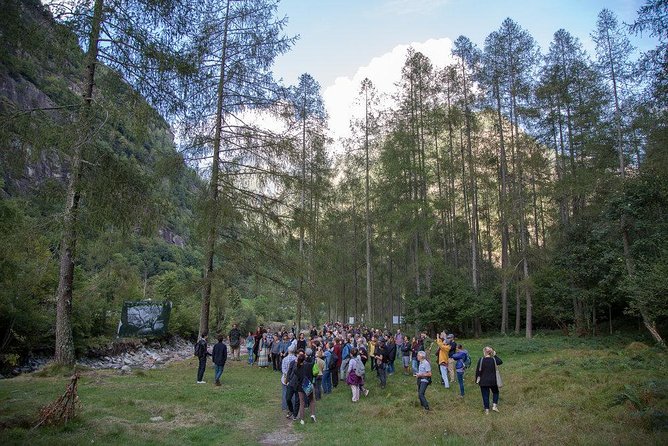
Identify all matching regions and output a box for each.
[55,0,104,366]
[494,83,510,335]
[364,86,373,324]
[199,0,231,337]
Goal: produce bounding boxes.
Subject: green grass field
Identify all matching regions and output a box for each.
[1,334,666,445]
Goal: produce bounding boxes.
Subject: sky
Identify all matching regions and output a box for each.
[271,0,659,143]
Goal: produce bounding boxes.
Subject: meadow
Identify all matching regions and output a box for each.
[1,334,666,445]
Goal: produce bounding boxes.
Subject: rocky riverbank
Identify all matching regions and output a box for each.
[3,336,200,378]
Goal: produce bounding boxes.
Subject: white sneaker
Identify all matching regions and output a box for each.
[492,404,499,412]
[196,381,206,384]
[363,389,369,397]
[311,415,316,423]
[300,419,304,425]
[485,409,490,415]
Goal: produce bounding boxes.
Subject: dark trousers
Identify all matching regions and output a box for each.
[480,385,499,409]
[418,380,430,409]
[377,363,387,387]
[272,353,281,371]
[197,357,206,382]
[286,385,300,417]
[314,376,323,400]
[332,369,339,387]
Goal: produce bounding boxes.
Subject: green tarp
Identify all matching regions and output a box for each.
[118,301,172,337]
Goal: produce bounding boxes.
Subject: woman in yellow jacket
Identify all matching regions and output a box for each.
[435,334,451,389]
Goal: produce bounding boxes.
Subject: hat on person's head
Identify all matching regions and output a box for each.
[305,348,313,356]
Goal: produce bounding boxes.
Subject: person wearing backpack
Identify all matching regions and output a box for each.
[194,332,210,384]
[340,338,352,381]
[292,350,316,424]
[346,348,368,402]
[451,344,469,398]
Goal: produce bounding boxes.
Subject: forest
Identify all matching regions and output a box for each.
[0,0,667,370]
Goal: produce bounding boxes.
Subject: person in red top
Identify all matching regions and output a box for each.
[332,338,343,388]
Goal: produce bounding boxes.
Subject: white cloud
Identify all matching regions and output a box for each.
[323,37,455,145]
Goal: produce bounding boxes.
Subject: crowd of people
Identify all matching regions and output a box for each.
[194,321,504,422]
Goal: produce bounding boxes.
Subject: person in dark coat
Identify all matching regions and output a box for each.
[212,334,228,386]
[474,346,503,414]
[195,332,210,384]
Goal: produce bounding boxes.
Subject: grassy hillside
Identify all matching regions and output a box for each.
[0,335,666,445]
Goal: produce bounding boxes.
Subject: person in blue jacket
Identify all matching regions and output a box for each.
[451,344,469,398]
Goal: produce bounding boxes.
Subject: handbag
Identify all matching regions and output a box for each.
[302,378,313,395]
[494,358,503,388]
[475,358,482,384]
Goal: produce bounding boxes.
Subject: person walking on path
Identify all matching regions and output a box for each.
[451,344,469,398]
[415,350,432,411]
[475,346,503,414]
[228,324,242,361]
[212,334,228,386]
[281,346,297,414]
[195,332,210,384]
[291,350,317,424]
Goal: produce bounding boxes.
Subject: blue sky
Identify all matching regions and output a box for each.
[270,0,658,141]
[273,0,655,87]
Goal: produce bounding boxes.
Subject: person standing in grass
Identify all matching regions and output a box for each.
[451,344,469,398]
[446,334,457,384]
[332,338,343,388]
[314,348,325,400]
[245,332,255,366]
[435,333,451,389]
[271,334,282,371]
[475,346,503,414]
[195,332,210,384]
[374,339,388,388]
[401,336,412,375]
[212,334,228,386]
[346,348,369,402]
[386,337,397,375]
[258,333,270,368]
[228,323,241,361]
[415,350,432,411]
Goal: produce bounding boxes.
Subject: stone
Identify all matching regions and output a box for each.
[150,416,163,422]
[120,365,131,374]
